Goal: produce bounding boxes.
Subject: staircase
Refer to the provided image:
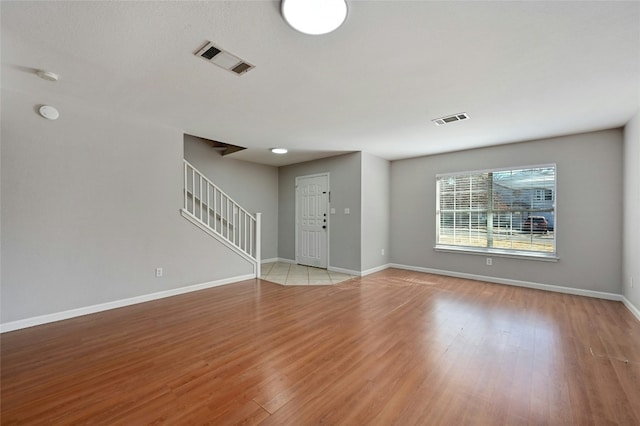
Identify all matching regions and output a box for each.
[181,160,261,277]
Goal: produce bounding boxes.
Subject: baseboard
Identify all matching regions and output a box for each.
[277,258,296,264]
[328,266,361,276]
[622,297,640,322]
[361,264,392,277]
[388,263,623,301]
[7,265,634,334]
[261,258,279,264]
[0,274,255,334]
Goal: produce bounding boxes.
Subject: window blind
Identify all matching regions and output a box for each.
[436,165,556,256]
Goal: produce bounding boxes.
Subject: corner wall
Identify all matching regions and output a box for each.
[390,129,623,295]
[361,152,390,273]
[278,153,361,273]
[623,111,640,314]
[1,89,253,325]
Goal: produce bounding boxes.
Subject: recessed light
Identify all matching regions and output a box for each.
[36,70,59,82]
[271,148,288,154]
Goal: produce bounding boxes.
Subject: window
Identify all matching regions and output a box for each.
[534,189,553,201]
[435,165,556,258]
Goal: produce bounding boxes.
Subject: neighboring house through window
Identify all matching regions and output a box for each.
[435,165,557,259]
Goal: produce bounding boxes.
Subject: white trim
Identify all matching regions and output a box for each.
[388,263,623,301]
[435,163,557,179]
[4,267,636,334]
[434,245,559,262]
[622,297,640,323]
[277,258,297,264]
[328,265,361,276]
[361,264,392,277]
[255,212,262,279]
[261,258,279,264]
[0,274,254,333]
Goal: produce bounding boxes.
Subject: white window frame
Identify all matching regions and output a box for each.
[435,164,558,261]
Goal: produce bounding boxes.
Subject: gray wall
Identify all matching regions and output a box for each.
[278,153,361,272]
[1,89,253,324]
[183,135,279,261]
[624,111,640,310]
[390,129,623,294]
[361,152,390,272]
[2,85,632,326]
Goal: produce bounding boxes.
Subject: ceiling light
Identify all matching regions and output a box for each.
[271,148,288,154]
[281,0,348,35]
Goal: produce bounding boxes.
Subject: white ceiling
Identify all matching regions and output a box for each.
[2,1,639,167]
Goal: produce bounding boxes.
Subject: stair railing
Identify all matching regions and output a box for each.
[181,160,261,277]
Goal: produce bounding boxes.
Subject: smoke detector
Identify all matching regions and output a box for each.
[36,70,59,82]
[432,112,470,126]
[39,105,60,120]
[194,42,254,76]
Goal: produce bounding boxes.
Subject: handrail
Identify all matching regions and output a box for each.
[182,160,261,277]
[183,160,256,220]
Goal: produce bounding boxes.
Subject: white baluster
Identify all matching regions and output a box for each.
[184,162,188,211]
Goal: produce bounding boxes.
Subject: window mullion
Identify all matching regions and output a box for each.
[487,172,493,248]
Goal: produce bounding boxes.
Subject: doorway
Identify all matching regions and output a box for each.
[295,173,329,268]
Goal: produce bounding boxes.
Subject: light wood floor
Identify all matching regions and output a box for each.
[2,269,639,425]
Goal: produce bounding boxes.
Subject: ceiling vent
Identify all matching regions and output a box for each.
[194,41,254,76]
[432,112,470,126]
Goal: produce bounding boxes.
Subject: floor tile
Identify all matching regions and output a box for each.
[309,280,333,285]
[260,262,355,286]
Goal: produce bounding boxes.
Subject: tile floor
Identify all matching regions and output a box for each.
[260,262,356,286]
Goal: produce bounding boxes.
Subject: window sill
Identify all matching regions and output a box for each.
[434,245,559,262]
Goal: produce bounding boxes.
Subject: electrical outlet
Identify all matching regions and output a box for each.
[344,208,350,215]
[381,249,385,256]
[155,267,163,278]
[486,258,493,266]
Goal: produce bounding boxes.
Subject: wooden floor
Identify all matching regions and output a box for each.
[2,269,639,425]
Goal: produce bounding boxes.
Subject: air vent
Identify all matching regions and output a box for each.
[201,46,221,60]
[231,62,252,75]
[432,112,470,126]
[194,41,254,76]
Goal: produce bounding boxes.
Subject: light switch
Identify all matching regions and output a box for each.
[344,208,350,214]
[330,208,336,214]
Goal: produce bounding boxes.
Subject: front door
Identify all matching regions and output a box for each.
[296,174,329,268]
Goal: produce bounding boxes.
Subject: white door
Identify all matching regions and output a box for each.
[296,174,329,268]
